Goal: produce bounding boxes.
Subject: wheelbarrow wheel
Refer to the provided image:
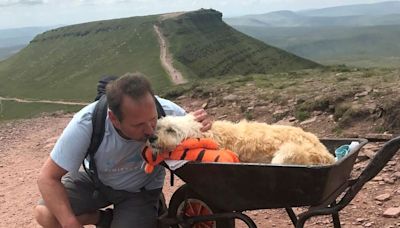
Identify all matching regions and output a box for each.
[168,184,234,228]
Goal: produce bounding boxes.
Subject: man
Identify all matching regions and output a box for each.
[34,73,211,228]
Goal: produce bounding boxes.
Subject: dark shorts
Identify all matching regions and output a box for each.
[38,171,162,228]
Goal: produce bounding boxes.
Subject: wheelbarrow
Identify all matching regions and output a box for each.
[158,136,400,228]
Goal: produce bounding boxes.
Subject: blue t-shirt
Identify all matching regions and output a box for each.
[50,96,186,192]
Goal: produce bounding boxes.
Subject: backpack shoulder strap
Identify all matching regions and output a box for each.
[89,95,108,155]
[83,95,108,190]
[154,97,165,118]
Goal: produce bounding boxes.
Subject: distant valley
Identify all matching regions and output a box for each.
[224,1,400,67]
[0,26,56,60]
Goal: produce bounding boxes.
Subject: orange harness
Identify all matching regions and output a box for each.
[142,138,239,173]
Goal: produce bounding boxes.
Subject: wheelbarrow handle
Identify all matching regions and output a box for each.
[356,135,400,183]
[297,135,400,223]
[338,135,400,209]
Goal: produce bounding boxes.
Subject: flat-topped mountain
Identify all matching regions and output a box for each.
[0,9,318,101]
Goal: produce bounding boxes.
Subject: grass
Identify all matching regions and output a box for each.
[294,110,310,121]
[338,105,371,127]
[160,9,319,79]
[0,15,171,101]
[334,103,351,121]
[0,100,83,121]
[1,67,399,123]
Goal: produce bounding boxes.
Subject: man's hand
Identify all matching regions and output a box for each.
[190,109,212,132]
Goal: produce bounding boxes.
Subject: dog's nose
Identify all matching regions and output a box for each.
[148,135,158,143]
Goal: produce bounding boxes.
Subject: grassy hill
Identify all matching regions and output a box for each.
[0,9,318,103]
[159,9,318,78]
[232,25,400,67]
[0,15,169,101]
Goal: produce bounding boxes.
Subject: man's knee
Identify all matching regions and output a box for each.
[34,205,60,228]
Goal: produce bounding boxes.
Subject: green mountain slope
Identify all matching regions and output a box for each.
[0,15,169,101]
[159,9,318,78]
[0,9,318,102]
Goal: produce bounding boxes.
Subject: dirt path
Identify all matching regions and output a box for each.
[153,24,187,85]
[0,113,399,227]
[0,96,88,106]
[159,12,185,21]
[0,115,71,227]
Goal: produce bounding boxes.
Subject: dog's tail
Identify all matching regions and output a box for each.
[271,142,335,165]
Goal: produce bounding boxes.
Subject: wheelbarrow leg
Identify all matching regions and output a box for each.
[295,201,342,228]
[332,212,341,228]
[285,208,298,226]
[295,215,308,228]
[331,201,341,228]
[296,213,341,228]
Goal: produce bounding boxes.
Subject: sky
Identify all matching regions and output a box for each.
[0,0,395,29]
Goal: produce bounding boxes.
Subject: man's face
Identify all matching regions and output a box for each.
[109,93,157,141]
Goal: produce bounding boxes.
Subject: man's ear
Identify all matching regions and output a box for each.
[108,110,121,129]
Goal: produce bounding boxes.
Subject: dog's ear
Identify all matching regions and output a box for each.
[166,127,177,134]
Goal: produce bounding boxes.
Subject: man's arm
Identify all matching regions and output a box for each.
[37,157,83,228]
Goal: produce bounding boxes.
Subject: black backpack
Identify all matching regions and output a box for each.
[83,75,166,198]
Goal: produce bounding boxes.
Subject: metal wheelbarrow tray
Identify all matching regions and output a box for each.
[161,136,400,228]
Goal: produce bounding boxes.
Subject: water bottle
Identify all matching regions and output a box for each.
[335,145,350,161]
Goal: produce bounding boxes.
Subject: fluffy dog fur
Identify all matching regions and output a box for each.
[152,115,335,165]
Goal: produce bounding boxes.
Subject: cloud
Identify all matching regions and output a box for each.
[0,0,44,7]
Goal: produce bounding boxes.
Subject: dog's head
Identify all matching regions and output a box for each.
[149,114,203,154]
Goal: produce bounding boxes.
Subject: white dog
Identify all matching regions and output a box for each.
[151,114,335,165]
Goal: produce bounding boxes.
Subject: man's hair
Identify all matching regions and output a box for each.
[106,72,154,121]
